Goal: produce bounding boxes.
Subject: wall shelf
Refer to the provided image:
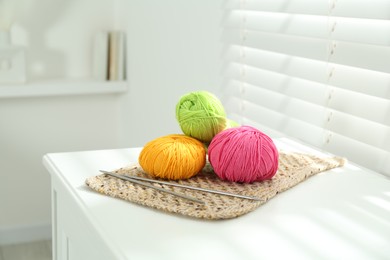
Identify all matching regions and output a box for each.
[0,80,128,99]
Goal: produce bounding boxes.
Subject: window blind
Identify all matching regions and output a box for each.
[222,0,390,176]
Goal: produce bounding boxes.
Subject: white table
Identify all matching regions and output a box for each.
[43,138,390,260]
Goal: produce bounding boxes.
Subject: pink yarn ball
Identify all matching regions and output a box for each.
[208,126,279,183]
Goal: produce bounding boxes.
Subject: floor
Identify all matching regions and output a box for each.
[0,240,52,260]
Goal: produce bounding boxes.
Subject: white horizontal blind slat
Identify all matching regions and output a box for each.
[227,29,330,62]
[331,17,390,46]
[330,41,390,74]
[332,0,390,20]
[226,0,390,19]
[225,11,329,39]
[325,133,390,175]
[327,111,390,151]
[225,11,390,46]
[328,88,390,125]
[329,64,390,100]
[225,0,329,16]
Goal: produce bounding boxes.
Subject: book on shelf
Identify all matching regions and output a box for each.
[92,31,109,81]
[92,30,126,81]
[108,31,126,81]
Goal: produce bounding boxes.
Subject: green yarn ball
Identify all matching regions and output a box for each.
[176,91,227,143]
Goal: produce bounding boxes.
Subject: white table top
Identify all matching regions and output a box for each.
[43,138,390,260]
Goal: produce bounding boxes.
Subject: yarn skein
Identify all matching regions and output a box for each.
[176,91,227,143]
[139,134,206,180]
[208,126,279,183]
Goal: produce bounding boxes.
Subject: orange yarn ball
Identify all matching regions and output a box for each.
[139,134,206,180]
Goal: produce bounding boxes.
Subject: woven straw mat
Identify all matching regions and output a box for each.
[85,152,346,220]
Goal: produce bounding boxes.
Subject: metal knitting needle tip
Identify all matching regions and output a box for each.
[102,171,205,205]
[100,170,262,201]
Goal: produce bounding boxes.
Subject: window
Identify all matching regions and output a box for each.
[222,0,390,176]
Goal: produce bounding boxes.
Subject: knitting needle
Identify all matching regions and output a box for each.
[100,170,262,201]
[103,171,205,205]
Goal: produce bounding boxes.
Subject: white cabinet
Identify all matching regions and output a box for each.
[43,139,390,260]
[51,176,117,259]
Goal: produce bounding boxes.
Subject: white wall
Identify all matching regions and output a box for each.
[0,0,224,244]
[115,0,224,147]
